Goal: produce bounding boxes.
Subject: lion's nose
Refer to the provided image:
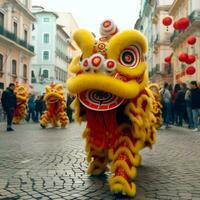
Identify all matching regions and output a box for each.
[80,54,117,75]
[90,54,105,71]
[104,59,117,75]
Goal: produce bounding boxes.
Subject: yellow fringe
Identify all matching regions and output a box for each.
[111,160,137,178]
[109,176,136,197]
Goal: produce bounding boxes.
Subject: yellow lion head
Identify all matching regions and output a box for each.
[15,83,29,102]
[67,20,148,111]
[44,83,65,104]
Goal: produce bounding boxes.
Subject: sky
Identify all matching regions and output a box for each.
[32,0,141,35]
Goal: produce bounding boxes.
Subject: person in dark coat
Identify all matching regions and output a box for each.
[35,95,45,122]
[175,83,188,126]
[1,83,17,131]
[190,81,200,132]
[66,94,74,123]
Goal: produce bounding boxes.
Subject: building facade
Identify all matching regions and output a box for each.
[0,0,35,93]
[31,7,79,94]
[169,0,200,84]
[135,0,174,86]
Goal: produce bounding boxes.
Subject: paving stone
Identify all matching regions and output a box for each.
[0,123,200,199]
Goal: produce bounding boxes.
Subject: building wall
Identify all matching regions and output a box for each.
[0,0,35,92]
[169,0,200,85]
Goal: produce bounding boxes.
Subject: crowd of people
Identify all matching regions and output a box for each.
[160,81,200,132]
[0,83,74,132]
[1,81,200,132]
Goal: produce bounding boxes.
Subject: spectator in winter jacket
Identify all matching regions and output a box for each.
[190,81,200,132]
[1,83,17,131]
[175,83,188,126]
[26,94,36,122]
[35,95,45,122]
[160,82,172,129]
[185,86,194,129]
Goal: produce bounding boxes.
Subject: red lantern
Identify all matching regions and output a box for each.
[164,56,171,63]
[177,17,190,30]
[173,21,179,29]
[186,54,196,64]
[178,52,188,62]
[186,66,196,75]
[162,16,173,26]
[187,36,196,45]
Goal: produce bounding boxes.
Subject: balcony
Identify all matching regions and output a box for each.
[170,10,200,44]
[0,25,34,53]
[189,10,200,23]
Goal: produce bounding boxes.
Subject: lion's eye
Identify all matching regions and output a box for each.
[119,45,140,68]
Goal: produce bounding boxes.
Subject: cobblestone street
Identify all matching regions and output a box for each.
[0,123,200,200]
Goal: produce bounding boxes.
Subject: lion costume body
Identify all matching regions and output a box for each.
[13,83,29,124]
[40,83,68,128]
[67,20,162,197]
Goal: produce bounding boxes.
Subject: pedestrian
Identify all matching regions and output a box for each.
[190,81,200,132]
[66,94,74,123]
[1,83,17,131]
[171,83,181,125]
[160,82,172,129]
[35,96,44,122]
[26,94,36,122]
[185,85,194,129]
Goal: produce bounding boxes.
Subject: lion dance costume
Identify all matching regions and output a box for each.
[13,83,29,124]
[67,20,162,197]
[40,83,68,128]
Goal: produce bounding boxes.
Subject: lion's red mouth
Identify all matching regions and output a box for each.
[79,90,124,111]
[47,96,59,104]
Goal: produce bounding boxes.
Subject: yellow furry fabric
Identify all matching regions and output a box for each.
[40,83,68,128]
[67,23,162,197]
[109,176,136,197]
[13,84,29,124]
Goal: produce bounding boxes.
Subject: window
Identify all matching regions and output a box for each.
[0,12,4,27]
[12,60,17,75]
[0,54,3,71]
[23,64,27,78]
[31,70,36,83]
[43,69,49,78]
[43,33,49,43]
[43,51,49,60]
[24,30,28,43]
[43,17,49,22]
[31,70,35,78]
[25,0,29,8]
[13,22,17,37]
[55,68,58,80]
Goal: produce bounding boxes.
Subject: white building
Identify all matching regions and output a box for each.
[31,6,79,94]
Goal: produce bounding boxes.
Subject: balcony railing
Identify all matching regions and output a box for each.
[0,25,34,53]
[189,10,200,23]
[170,29,185,43]
[170,10,200,43]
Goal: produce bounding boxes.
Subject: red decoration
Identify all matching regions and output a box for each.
[186,66,196,75]
[162,16,172,26]
[186,55,196,64]
[176,17,190,30]
[164,56,171,63]
[178,52,188,62]
[173,21,179,29]
[187,36,196,45]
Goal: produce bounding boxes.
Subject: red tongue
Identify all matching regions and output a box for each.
[85,108,119,148]
[49,103,57,116]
